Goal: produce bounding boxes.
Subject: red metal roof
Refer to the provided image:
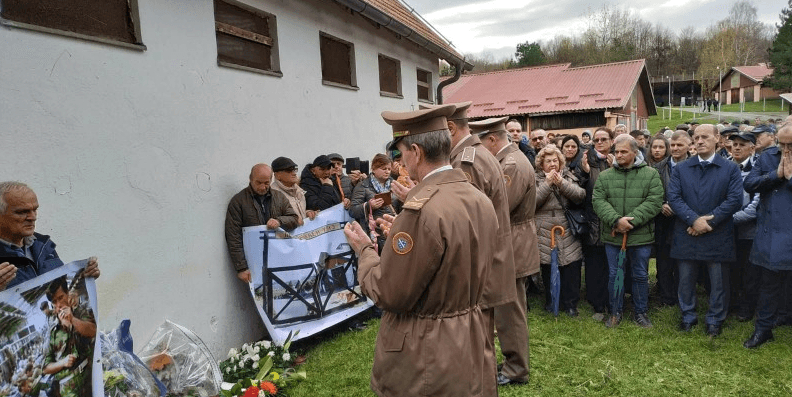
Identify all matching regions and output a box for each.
[444,59,654,118]
[361,0,464,60]
[731,63,773,83]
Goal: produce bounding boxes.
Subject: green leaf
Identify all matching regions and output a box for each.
[230,383,242,394]
[255,356,274,380]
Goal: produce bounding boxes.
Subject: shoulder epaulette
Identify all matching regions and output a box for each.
[401,186,440,211]
[461,146,476,164]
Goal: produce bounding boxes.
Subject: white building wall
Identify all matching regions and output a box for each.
[0,0,439,357]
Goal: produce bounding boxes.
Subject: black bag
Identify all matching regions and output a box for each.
[552,189,589,238]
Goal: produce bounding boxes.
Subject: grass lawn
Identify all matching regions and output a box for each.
[287,262,792,397]
[647,109,716,134]
[719,98,785,114]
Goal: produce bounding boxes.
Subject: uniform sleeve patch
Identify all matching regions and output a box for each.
[503,174,511,186]
[464,172,472,182]
[392,232,414,255]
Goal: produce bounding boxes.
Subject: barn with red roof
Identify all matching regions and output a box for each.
[712,63,783,105]
[444,59,656,136]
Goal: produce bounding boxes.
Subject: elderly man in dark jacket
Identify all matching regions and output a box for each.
[593,135,664,328]
[225,164,299,283]
[742,125,792,348]
[667,124,743,337]
[300,155,343,211]
[652,131,691,306]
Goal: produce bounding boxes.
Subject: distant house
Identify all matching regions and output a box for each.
[443,59,656,135]
[712,63,783,104]
[0,0,469,357]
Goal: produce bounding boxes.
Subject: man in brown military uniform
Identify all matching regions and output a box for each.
[344,104,498,397]
[420,101,520,389]
[473,116,538,385]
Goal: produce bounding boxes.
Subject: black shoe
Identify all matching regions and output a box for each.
[706,323,721,337]
[496,372,527,386]
[347,319,367,331]
[634,313,653,328]
[605,313,622,328]
[679,319,698,332]
[744,330,774,349]
[566,307,579,317]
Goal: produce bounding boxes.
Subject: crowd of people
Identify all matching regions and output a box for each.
[220,102,791,396]
[1,105,789,396]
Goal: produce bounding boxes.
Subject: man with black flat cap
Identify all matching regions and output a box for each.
[473,116,536,387]
[300,155,345,211]
[344,104,499,396]
[718,125,739,159]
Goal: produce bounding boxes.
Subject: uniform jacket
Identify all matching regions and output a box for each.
[667,154,743,262]
[451,134,517,308]
[583,149,613,246]
[535,169,585,266]
[1,233,64,289]
[349,176,398,236]
[299,166,341,210]
[357,168,497,397]
[497,144,540,277]
[744,147,792,270]
[224,186,299,272]
[592,156,664,247]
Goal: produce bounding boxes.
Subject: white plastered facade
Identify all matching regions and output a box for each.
[0,0,439,357]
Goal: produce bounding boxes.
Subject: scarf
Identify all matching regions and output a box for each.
[369,174,391,194]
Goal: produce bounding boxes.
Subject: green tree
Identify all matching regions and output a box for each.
[766,0,792,91]
[514,41,546,67]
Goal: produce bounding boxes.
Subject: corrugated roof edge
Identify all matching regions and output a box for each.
[459,63,572,77]
[563,59,646,72]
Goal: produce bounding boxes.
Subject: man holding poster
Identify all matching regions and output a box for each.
[344,105,500,396]
[0,181,100,289]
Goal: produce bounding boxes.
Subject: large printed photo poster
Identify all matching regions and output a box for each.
[243,204,372,344]
[0,260,101,397]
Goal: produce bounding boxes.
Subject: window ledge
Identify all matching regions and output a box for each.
[0,19,146,51]
[380,91,403,99]
[322,80,359,91]
[218,60,283,77]
[417,98,435,104]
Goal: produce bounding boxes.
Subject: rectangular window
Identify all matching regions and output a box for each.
[0,0,144,49]
[378,54,402,98]
[320,33,357,89]
[417,68,432,102]
[214,0,280,76]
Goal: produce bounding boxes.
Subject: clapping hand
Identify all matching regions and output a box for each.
[344,221,373,255]
[391,179,415,202]
[376,214,395,237]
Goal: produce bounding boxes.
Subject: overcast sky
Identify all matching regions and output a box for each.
[402,0,783,59]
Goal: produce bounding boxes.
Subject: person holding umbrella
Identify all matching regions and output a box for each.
[535,145,586,317]
[593,135,664,328]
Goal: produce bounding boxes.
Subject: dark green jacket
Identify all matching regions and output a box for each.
[592,155,664,246]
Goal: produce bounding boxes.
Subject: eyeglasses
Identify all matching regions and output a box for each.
[593,138,610,143]
[531,137,545,141]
